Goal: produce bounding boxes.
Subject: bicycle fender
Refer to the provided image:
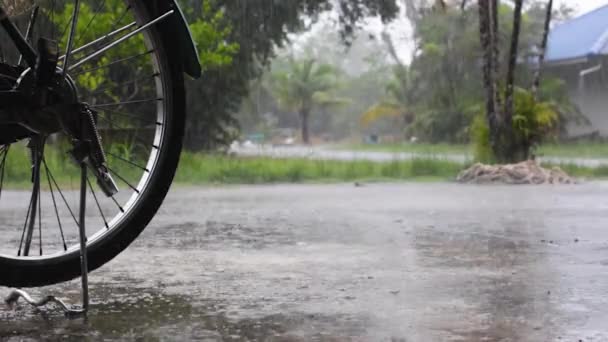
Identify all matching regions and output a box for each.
[140,0,202,79]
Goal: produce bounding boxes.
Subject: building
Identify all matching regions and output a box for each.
[546,5,608,138]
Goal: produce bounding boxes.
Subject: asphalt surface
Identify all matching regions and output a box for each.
[2,183,608,341]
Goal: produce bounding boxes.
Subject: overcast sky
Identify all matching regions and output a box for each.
[380,0,608,64]
[559,0,608,14]
[292,1,608,66]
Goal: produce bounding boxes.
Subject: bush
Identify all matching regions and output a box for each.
[471,114,493,163]
[471,87,559,163]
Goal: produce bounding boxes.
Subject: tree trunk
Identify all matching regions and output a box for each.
[490,0,501,113]
[478,0,500,157]
[503,0,524,162]
[504,0,523,120]
[382,32,405,68]
[531,0,554,99]
[300,108,310,144]
[403,0,421,25]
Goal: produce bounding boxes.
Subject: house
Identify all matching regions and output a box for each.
[545,5,608,138]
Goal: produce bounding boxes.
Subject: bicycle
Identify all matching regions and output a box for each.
[0,0,200,294]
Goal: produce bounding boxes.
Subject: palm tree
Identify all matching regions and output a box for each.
[360,66,414,132]
[272,58,341,144]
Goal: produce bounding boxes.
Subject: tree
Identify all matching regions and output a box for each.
[360,66,413,137]
[40,0,237,152]
[531,0,553,97]
[236,23,392,141]
[477,0,529,162]
[501,0,524,161]
[370,0,576,148]
[179,0,400,150]
[374,1,485,143]
[478,0,502,158]
[271,58,341,144]
[475,0,580,162]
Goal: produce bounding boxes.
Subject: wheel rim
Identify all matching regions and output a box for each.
[0,0,170,261]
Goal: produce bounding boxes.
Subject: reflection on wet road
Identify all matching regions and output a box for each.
[2,183,608,340]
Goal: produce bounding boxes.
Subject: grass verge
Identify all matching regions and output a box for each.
[337,143,472,156]
[337,142,608,159]
[175,153,464,184]
[5,148,608,188]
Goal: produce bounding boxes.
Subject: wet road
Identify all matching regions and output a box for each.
[231,144,608,167]
[2,183,608,341]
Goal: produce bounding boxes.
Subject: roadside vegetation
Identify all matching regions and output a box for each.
[175,153,462,184]
[5,147,608,188]
[3,1,607,188]
[336,142,608,160]
[175,154,608,184]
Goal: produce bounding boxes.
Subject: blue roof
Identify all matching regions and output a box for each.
[546,5,608,65]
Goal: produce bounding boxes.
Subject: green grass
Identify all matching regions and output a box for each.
[537,143,608,159]
[338,143,472,156]
[2,142,147,189]
[2,147,465,187]
[5,146,608,188]
[176,154,608,184]
[175,152,464,184]
[338,142,608,159]
[553,163,608,179]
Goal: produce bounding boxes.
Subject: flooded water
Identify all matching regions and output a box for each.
[2,183,608,340]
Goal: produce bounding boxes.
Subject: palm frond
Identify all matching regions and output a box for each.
[360,104,403,127]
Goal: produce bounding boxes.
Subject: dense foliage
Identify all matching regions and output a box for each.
[180,0,400,150]
[235,0,581,153]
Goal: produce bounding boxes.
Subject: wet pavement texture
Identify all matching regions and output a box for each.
[231,144,608,167]
[2,183,608,341]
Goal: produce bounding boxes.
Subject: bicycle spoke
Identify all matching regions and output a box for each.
[22,140,43,257]
[50,1,56,40]
[69,4,136,63]
[87,73,159,97]
[17,185,35,257]
[87,176,109,229]
[72,0,108,47]
[97,108,155,122]
[44,160,67,251]
[0,145,9,201]
[62,0,82,75]
[61,22,137,62]
[110,196,124,213]
[90,98,163,108]
[43,157,79,228]
[72,50,153,76]
[107,152,149,172]
[68,10,173,71]
[0,73,18,81]
[0,0,172,265]
[87,4,133,51]
[106,165,139,194]
[17,6,39,66]
[96,122,155,152]
[97,116,152,133]
[58,12,74,43]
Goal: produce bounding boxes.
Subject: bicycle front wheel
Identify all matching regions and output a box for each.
[0,0,185,287]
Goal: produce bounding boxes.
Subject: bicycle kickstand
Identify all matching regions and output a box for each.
[5,163,90,317]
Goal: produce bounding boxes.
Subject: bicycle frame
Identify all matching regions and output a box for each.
[0,6,37,68]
